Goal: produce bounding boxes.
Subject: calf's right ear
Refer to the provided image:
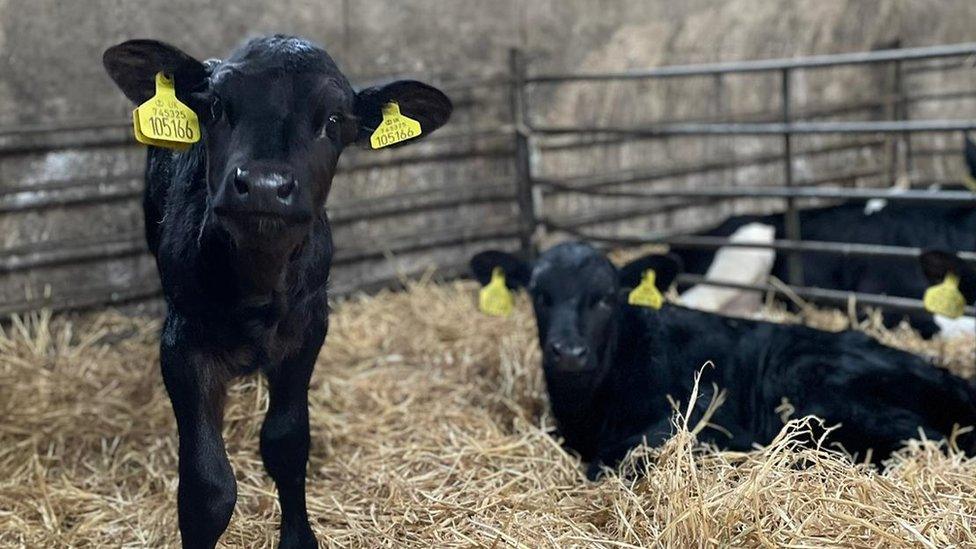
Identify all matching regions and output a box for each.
[469,250,532,289]
[920,250,976,303]
[103,39,210,104]
[618,253,683,292]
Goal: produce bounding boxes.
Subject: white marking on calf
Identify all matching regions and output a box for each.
[863,198,887,215]
[679,223,776,315]
[934,315,976,340]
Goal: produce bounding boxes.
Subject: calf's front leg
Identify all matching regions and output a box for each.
[261,329,325,549]
[161,335,237,549]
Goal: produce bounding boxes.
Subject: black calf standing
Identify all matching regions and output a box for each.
[103,36,451,548]
[472,243,976,479]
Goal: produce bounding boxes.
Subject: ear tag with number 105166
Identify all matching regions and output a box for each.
[132,72,200,151]
[479,267,514,317]
[369,102,422,149]
[923,273,966,319]
[628,269,664,310]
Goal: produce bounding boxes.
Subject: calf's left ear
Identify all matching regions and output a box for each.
[920,250,976,303]
[470,250,532,289]
[618,253,683,292]
[353,80,452,147]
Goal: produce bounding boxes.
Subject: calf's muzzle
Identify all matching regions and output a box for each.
[213,163,312,225]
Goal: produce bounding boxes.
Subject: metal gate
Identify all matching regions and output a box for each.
[510,43,976,319]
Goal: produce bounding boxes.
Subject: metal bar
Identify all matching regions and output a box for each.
[781,68,803,285]
[544,220,976,264]
[675,274,976,317]
[526,42,976,83]
[543,169,885,231]
[536,98,887,152]
[537,141,884,192]
[510,48,537,258]
[527,119,976,137]
[529,88,972,153]
[541,182,976,204]
[665,236,976,262]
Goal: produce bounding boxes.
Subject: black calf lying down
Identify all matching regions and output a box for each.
[471,243,976,478]
[671,135,976,338]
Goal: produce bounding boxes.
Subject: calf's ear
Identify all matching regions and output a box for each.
[920,250,976,303]
[103,39,210,104]
[470,250,532,289]
[618,253,683,292]
[965,134,976,181]
[354,80,452,147]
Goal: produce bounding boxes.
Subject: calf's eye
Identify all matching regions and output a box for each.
[316,113,341,142]
[325,114,340,141]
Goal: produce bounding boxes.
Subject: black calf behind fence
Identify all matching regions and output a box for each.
[2,43,976,318]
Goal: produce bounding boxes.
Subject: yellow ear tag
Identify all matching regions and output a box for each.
[132,72,200,151]
[369,102,422,149]
[923,273,966,319]
[628,269,664,309]
[963,173,976,193]
[479,267,514,317]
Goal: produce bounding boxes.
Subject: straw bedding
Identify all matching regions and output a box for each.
[2,277,976,547]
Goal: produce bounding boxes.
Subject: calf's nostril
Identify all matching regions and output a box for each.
[277,179,296,199]
[547,341,589,366]
[569,346,588,360]
[233,169,249,196]
[547,341,563,358]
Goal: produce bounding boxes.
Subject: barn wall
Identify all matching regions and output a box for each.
[1,0,975,314]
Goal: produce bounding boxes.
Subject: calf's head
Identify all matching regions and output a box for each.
[471,243,680,382]
[103,36,451,252]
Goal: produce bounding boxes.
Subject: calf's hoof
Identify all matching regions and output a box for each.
[279,523,317,549]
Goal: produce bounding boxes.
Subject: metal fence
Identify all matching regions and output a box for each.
[511,42,976,318]
[0,74,519,315]
[2,43,976,319]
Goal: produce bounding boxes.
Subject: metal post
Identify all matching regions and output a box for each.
[509,48,537,259]
[781,68,804,285]
[885,61,898,184]
[894,60,913,176]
